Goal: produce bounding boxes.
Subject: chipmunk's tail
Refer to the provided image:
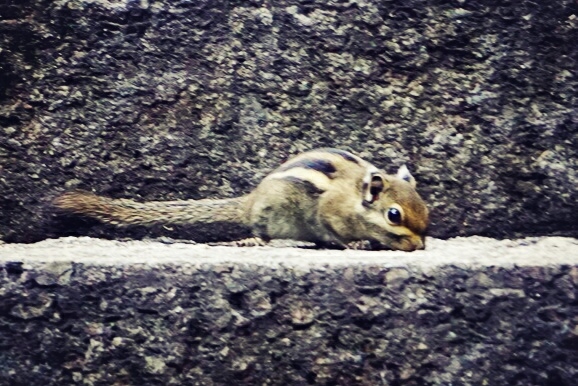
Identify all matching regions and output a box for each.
[53,191,247,226]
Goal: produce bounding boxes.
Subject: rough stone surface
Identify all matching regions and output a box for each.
[1,236,577,385]
[0,0,577,243]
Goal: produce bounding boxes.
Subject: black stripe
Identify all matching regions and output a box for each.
[280,176,325,196]
[277,158,337,178]
[319,148,361,165]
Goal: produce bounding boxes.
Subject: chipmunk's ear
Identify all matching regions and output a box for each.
[362,170,387,205]
[396,165,416,188]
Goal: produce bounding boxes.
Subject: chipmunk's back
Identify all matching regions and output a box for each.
[244,148,428,250]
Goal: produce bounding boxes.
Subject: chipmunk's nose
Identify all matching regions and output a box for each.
[416,237,426,250]
[407,235,425,251]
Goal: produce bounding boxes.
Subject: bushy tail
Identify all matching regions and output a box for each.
[53,191,246,226]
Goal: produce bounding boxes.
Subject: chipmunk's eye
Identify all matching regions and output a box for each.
[387,207,402,225]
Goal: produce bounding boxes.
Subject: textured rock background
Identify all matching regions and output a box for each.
[0,0,577,242]
[1,236,577,385]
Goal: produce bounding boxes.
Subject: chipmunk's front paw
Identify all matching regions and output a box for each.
[347,240,390,250]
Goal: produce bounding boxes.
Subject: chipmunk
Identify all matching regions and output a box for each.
[53,148,429,251]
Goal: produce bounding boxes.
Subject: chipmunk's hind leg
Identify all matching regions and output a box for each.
[245,178,323,243]
[233,236,269,247]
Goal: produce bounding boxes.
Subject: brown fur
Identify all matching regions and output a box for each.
[53,191,247,226]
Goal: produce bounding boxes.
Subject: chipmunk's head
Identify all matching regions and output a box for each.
[359,165,429,251]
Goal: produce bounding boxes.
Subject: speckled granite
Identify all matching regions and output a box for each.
[0,0,576,243]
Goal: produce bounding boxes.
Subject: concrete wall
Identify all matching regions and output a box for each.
[1,237,577,385]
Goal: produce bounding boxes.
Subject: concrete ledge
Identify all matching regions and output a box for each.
[1,237,578,385]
